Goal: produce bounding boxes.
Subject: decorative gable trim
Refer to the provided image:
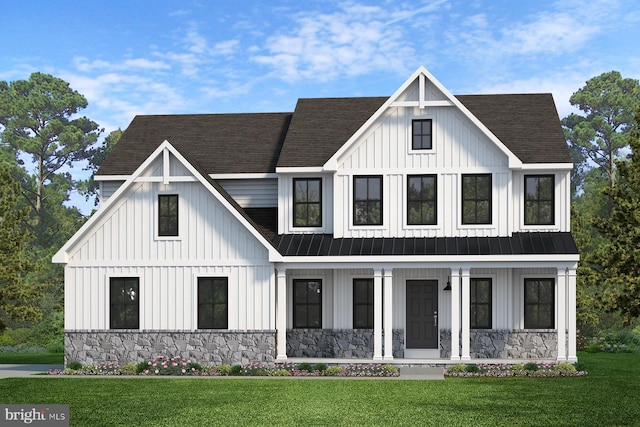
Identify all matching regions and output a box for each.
[52,140,282,264]
[323,66,523,171]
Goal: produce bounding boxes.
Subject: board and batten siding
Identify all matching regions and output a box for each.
[65,163,275,331]
[217,179,278,208]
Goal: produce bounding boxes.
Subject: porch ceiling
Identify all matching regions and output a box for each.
[272,232,578,257]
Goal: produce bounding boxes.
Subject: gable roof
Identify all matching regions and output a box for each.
[55,140,282,263]
[98,113,292,176]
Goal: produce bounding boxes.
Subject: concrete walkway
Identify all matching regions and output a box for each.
[399,366,445,380]
[0,364,63,378]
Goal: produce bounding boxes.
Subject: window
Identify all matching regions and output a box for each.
[412,119,432,150]
[293,279,322,328]
[198,277,228,329]
[407,175,437,225]
[354,176,382,225]
[110,278,139,329]
[524,279,555,329]
[470,278,492,329]
[462,174,492,224]
[524,175,555,225]
[293,178,322,227]
[353,279,374,329]
[158,194,178,236]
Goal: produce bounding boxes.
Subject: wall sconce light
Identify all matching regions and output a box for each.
[443,276,451,291]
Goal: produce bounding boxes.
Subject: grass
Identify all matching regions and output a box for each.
[0,352,638,426]
[0,352,63,364]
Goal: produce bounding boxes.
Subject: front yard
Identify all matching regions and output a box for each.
[0,352,638,426]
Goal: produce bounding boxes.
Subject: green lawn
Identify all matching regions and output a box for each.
[0,352,638,426]
[0,352,63,364]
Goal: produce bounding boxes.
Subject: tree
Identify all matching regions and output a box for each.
[592,108,640,323]
[0,165,41,329]
[0,72,102,246]
[562,71,640,192]
[78,128,122,206]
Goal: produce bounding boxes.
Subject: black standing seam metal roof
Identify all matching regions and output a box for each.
[271,233,578,257]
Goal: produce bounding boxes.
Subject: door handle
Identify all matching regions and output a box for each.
[433,311,438,327]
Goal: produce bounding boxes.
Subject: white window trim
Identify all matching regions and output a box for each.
[458,173,497,230]
[288,274,327,329]
[520,173,560,231]
[349,175,387,230]
[105,273,143,330]
[403,173,440,230]
[192,275,231,331]
[290,176,326,232]
[519,275,557,330]
[408,113,437,154]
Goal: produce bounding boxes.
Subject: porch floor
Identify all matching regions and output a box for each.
[283,357,557,367]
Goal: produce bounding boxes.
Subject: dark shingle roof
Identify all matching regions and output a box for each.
[98,113,292,175]
[457,94,571,164]
[276,97,388,167]
[272,232,578,257]
[98,93,570,176]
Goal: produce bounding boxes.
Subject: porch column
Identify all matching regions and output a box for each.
[556,268,567,361]
[383,269,394,360]
[460,268,471,361]
[276,269,287,361]
[373,268,383,360]
[567,268,578,362]
[450,268,461,360]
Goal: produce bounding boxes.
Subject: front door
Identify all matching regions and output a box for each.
[406,280,438,349]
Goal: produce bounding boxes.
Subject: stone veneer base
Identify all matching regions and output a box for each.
[440,329,560,359]
[65,330,276,366]
[286,329,405,359]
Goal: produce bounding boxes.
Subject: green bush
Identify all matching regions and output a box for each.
[297,362,314,372]
[324,366,345,376]
[554,363,577,374]
[313,363,328,372]
[447,363,467,373]
[510,363,525,371]
[230,365,243,376]
[67,360,82,370]
[215,364,232,376]
[573,361,588,372]
[0,328,32,347]
[523,362,539,372]
[383,364,398,374]
[465,364,480,373]
[584,342,602,353]
[46,341,64,353]
[274,368,292,376]
[120,363,138,375]
[136,361,149,374]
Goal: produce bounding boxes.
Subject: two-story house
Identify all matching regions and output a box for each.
[54,67,579,366]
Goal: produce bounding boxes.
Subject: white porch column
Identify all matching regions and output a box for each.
[373,269,383,360]
[383,269,394,360]
[276,269,287,361]
[460,268,471,361]
[450,268,461,361]
[567,268,577,362]
[556,268,567,361]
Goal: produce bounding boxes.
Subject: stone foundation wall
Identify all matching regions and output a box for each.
[286,329,405,358]
[440,329,559,359]
[65,330,276,366]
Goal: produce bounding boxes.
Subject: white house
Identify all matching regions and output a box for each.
[53,67,579,366]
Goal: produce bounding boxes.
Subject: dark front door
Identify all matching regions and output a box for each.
[406,280,438,349]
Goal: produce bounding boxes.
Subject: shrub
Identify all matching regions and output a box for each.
[324,366,345,376]
[313,363,328,372]
[465,364,479,373]
[554,363,577,374]
[45,341,64,353]
[215,364,232,376]
[120,363,138,375]
[447,363,467,373]
[573,361,588,372]
[584,342,602,353]
[136,361,149,374]
[383,364,398,374]
[230,365,243,376]
[296,362,314,372]
[523,362,539,372]
[510,363,525,371]
[67,360,82,370]
[273,368,292,376]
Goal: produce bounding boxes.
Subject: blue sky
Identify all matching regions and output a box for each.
[2,0,639,213]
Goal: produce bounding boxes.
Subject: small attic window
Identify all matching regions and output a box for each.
[412,119,432,150]
[158,194,179,236]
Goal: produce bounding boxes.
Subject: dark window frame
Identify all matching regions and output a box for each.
[470,278,492,329]
[462,174,492,225]
[353,278,374,329]
[110,277,140,329]
[293,178,322,227]
[412,119,433,150]
[524,278,555,329]
[158,194,179,236]
[197,277,229,329]
[524,175,555,225]
[353,175,383,226]
[407,174,437,225]
[293,279,322,329]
